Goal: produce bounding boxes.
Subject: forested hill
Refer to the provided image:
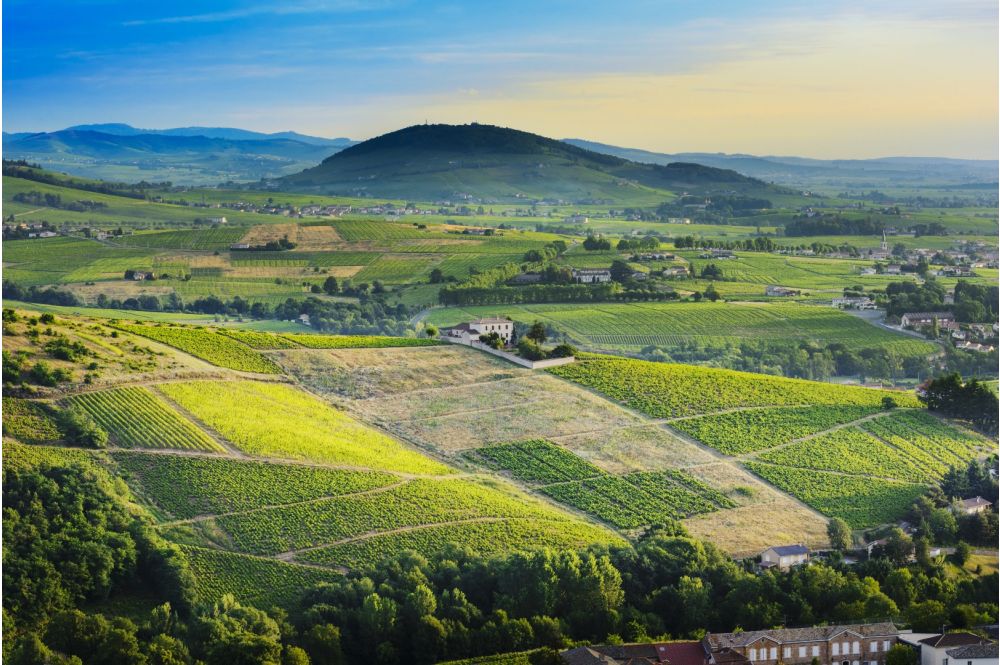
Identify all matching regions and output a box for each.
[279,123,769,203]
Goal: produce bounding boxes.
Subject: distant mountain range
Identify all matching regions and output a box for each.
[4,121,995,195]
[563,139,999,191]
[278,123,769,203]
[2,124,356,185]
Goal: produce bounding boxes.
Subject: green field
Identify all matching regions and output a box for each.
[114,324,282,373]
[548,356,921,419]
[2,397,62,444]
[425,301,937,356]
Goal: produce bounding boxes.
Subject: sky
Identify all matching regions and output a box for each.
[4,0,998,159]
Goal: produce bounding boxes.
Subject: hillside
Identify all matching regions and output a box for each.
[564,138,1000,194]
[279,123,771,203]
[2,129,348,184]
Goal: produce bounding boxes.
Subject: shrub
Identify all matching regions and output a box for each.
[517,339,547,361]
[57,406,109,448]
[549,343,577,358]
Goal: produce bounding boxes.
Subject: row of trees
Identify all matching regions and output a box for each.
[918,373,999,435]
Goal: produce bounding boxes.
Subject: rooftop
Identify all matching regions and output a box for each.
[470,317,511,325]
[918,633,989,648]
[960,496,992,508]
[945,643,998,659]
[765,544,810,556]
[707,623,899,649]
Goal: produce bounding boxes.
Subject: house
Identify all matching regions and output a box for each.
[507,272,543,285]
[917,633,993,665]
[886,264,902,275]
[832,297,876,310]
[955,342,995,353]
[230,243,252,250]
[663,266,690,278]
[960,496,993,515]
[443,317,515,345]
[561,641,709,665]
[298,314,310,325]
[946,642,998,665]
[760,544,809,571]
[631,271,649,281]
[125,270,154,281]
[900,312,954,329]
[208,216,228,224]
[766,286,800,297]
[564,215,589,224]
[572,268,612,284]
[704,622,900,665]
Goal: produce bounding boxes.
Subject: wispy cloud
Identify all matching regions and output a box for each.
[122,0,398,26]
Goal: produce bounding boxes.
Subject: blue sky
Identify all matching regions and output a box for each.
[4,0,998,158]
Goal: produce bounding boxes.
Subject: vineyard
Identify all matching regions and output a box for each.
[114,323,282,373]
[280,333,441,349]
[424,301,936,357]
[296,518,620,569]
[548,357,921,419]
[67,387,224,452]
[181,545,341,612]
[671,405,880,455]
[471,439,604,484]
[157,380,452,474]
[217,329,301,349]
[755,427,928,482]
[195,477,615,556]
[744,461,927,528]
[112,451,398,518]
[860,411,989,471]
[2,397,61,444]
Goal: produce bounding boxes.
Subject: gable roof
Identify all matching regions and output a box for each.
[707,623,899,649]
[919,633,988,648]
[945,643,998,659]
[561,642,707,665]
[470,317,511,325]
[960,496,992,509]
[765,545,810,556]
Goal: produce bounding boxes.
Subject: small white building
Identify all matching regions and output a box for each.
[917,633,993,665]
[572,269,612,284]
[832,297,876,310]
[443,317,515,345]
[760,544,809,571]
[766,285,800,297]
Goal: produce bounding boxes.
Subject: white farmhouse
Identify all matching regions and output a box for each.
[572,268,612,284]
[443,317,515,345]
[916,633,994,665]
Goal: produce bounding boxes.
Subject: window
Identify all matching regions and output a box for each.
[833,644,840,657]
[883,642,890,652]
[871,643,878,653]
[853,642,860,655]
[843,642,849,655]
[751,649,757,661]
[812,647,819,658]
[800,647,807,658]
[771,648,777,660]
[784,648,791,659]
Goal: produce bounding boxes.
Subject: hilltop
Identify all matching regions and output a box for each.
[279,123,770,203]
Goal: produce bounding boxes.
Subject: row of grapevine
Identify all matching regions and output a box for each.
[115,323,282,373]
[67,387,224,452]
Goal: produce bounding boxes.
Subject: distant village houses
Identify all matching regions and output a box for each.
[765,286,800,297]
[832,297,876,310]
[900,312,954,329]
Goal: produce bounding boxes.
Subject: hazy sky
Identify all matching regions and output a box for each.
[4,0,998,158]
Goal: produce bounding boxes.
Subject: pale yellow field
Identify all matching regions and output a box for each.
[554,424,719,473]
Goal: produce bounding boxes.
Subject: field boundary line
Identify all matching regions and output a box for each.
[151,385,249,458]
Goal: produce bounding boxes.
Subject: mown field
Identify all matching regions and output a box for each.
[425,301,937,357]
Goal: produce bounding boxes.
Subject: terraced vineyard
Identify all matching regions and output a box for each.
[671,405,880,455]
[744,462,927,528]
[113,451,399,518]
[297,518,618,569]
[471,439,604,484]
[549,357,920,418]
[181,545,341,611]
[168,477,618,557]
[158,380,451,474]
[861,410,989,471]
[115,323,282,373]
[217,329,301,349]
[755,427,928,482]
[471,440,731,529]
[67,387,224,452]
